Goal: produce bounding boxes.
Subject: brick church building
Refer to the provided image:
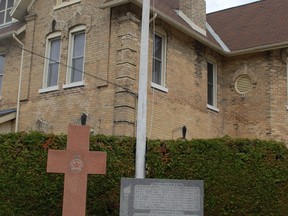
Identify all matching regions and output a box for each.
[0,0,287,142]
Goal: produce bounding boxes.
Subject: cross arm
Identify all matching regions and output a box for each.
[47,150,67,173]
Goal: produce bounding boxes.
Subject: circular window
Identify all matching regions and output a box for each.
[235,74,252,94]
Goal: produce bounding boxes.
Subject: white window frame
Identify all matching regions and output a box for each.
[0,0,15,27]
[39,32,61,93]
[63,25,86,89]
[0,55,5,98]
[151,30,168,93]
[207,60,219,112]
[54,0,81,10]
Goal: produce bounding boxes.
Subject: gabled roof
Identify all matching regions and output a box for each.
[102,0,222,52]
[0,21,26,40]
[0,109,16,124]
[0,109,16,117]
[207,0,288,51]
[103,0,288,55]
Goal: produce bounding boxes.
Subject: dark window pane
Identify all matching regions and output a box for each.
[0,0,6,11]
[0,81,3,93]
[48,63,59,87]
[0,12,4,24]
[7,0,14,8]
[73,32,85,58]
[50,38,61,62]
[5,9,12,22]
[47,38,60,87]
[207,62,214,83]
[152,60,162,85]
[71,57,83,82]
[208,84,213,105]
[207,62,215,106]
[0,56,5,74]
[0,75,3,95]
[153,34,162,59]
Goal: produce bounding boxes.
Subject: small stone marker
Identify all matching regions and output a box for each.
[120,178,204,216]
[46,125,107,216]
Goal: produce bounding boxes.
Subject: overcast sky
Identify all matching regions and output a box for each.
[206,0,260,13]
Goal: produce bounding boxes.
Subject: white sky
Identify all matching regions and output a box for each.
[206,0,260,13]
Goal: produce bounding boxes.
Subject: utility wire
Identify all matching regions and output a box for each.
[7,43,136,95]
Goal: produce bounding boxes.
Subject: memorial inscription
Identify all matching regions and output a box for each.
[120,178,204,216]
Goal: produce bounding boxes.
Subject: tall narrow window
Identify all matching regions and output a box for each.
[40,32,61,93]
[0,56,5,96]
[64,26,86,88]
[152,32,166,90]
[0,0,14,26]
[70,31,85,83]
[207,61,218,110]
[47,37,61,87]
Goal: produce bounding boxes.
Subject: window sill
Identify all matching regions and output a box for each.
[54,0,81,10]
[151,82,168,93]
[63,81,84,89]
[207,104,219,112]
[39,86,59,94]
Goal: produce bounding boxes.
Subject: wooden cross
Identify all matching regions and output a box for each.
[47,125,107,216]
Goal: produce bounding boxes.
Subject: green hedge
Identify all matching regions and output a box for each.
[0,132,287,215]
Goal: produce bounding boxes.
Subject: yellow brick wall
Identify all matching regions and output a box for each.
[222,51,288,142]
[0,1,287,142]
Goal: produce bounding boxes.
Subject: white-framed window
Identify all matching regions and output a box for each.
[64,25,86,88]
[54,0,81,10]
[40,32,61,93]
[0,0,14,26]
[207,61,219,111]
[151,31,167,92]
[0,56,5,96]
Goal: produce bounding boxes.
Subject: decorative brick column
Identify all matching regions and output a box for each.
[113,12,139,136]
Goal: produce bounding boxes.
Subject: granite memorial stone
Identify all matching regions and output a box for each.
[120,178,204,216]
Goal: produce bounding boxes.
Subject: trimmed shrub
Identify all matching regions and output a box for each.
[0,132,287,215]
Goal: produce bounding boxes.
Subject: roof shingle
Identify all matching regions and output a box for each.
[207,0,288,51]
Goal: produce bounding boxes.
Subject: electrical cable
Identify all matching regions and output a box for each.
[6,43,136,95]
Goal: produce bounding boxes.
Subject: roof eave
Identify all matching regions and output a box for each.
[0,23,26,41]
[0,109,16,124]
[100,0,131,9]
[100,0,288,57]
[101,0,225,54]
[229,41,288,56]
[11,0,34,20]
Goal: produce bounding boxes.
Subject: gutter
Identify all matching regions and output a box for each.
[101,0,288,56]
[226,41,288,57]
[13,33,24,132]
[0,30,16,40]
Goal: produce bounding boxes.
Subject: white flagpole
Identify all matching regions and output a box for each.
[135,0,150,179]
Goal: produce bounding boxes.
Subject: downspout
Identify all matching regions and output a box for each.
[13,33,24,132]
[286,57,288,111]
